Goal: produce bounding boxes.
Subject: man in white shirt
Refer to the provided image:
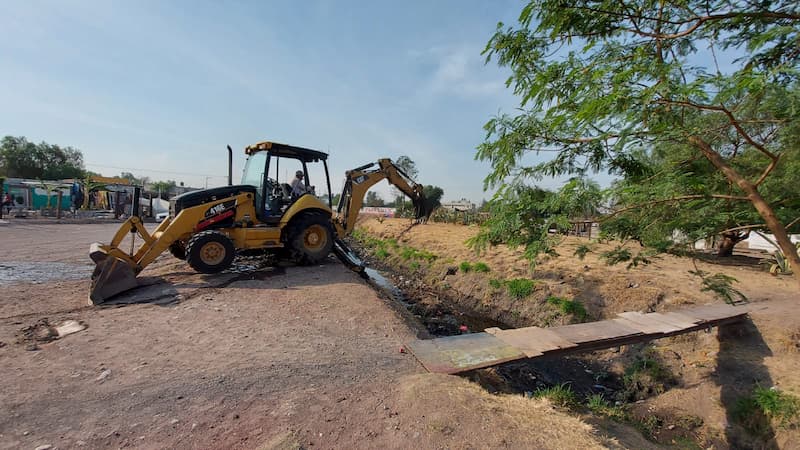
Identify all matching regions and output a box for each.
[290,170,307,200]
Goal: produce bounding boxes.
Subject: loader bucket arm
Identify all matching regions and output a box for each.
[88,191,253,304]
[334,158,428,236]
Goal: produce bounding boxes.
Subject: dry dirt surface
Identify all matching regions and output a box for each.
[357,217,800,448]
[0,221,649,450]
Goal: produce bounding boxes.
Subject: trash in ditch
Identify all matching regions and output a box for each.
[16,318,87,350]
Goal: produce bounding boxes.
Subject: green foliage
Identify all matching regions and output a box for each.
[547,296,588,321]
[506,278,536,299]
[422,185,444,210]
[459,261,472,273]
[533,383,578,408]
[770,242,799,275]
[601,247,632,265]
[573,244,592,260]
[375,248,389,259]
[489,278,503,289]
[365,190,385,207]
[734,387,799,433]
[400,246,437,263]
[690,269,748,304]
[586,394,627,421]
[473,262,490,273]
[410,261,420,270]
[477,0,800,271]
[1,136,86,179]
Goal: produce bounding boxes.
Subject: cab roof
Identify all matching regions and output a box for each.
[245,141,328,162]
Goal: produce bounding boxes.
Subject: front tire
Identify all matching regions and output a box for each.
[186,231,236,274]
[287,214,334,264]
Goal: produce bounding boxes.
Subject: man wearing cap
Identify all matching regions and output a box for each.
[290,170,308,200]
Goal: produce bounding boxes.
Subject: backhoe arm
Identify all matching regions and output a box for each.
[334,158,428,236]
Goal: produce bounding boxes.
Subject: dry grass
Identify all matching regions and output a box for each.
[396,373,657,450]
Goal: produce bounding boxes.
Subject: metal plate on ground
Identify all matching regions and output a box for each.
[406,333,526,374]
[551,320,642,344]
[491,327,578,357]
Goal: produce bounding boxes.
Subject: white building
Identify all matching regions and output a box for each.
[441,198,475,212]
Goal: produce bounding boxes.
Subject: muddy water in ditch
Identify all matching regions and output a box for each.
[364,267,508,337]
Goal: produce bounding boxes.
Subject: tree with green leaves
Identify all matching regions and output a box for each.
[1,136,86,179]
[477,0,800,285]
[365,190,385,207]
[422,185,445,210]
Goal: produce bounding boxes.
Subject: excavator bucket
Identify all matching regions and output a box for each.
[411,192,430,221]
[88,243,139,305]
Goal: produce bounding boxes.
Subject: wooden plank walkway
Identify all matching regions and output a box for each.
[406,304,748,374]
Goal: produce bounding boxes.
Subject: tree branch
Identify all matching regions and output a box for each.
[718,217,800,235]
[603,194,751,220]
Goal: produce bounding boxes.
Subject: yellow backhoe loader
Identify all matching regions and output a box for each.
[88,140,429,304]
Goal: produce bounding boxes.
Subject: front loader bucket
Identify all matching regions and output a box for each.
[89,243,139,304]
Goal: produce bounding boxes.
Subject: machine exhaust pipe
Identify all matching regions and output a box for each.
[226,145,233,186]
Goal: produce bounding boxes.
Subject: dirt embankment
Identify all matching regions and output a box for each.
[353,217,800,448]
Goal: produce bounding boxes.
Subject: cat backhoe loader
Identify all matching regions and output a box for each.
[88,140,429,304]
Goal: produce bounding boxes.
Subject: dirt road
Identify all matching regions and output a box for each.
[0,222,626,449]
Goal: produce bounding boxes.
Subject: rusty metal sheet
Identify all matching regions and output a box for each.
[406,333,526,374]
[492,327,578,358]
[551,320,642,344]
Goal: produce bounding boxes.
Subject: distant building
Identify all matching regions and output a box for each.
[441,198,475,212]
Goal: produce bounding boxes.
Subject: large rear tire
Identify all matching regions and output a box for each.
[287,214,334,264]
[186,230,236,274]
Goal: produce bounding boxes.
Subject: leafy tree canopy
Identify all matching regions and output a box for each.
[476,0,800,282]
[1,136,86,179]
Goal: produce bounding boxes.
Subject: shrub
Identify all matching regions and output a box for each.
[473,262,490,273]
[586,394,627,421]
[734,386,800,433]
[506,278,536,299]
[547,296,588,322]
[459,261,472,273]
[533,383,578,408]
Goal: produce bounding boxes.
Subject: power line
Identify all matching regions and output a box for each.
[84,163,227,178]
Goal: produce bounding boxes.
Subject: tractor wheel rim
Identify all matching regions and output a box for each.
[304,225,327,250]
[200,242,226,266]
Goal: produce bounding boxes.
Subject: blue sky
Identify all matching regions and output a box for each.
[0,0,540,202]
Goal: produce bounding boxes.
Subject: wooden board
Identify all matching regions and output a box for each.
[405,333,526,374]
[491,327,578,357]
[645,312,701,329]
[551,320,642,344]
[612,316,675,334]
[681,304,749,322]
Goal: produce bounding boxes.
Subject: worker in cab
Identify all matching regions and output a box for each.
[290,170,308,201]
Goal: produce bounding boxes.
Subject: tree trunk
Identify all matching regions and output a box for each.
[690,136,800,287]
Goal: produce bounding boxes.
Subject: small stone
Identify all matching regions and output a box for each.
[35,445,53,450]
[667,424,676,430]
[96,369,112,383]
[191,423,198,430]
[170,419,179,425]
[22,431,29,436]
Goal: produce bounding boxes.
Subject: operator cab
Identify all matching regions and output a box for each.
[241,141,333,224]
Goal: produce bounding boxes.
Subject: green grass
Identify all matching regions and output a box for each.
[400,246,438,263]
[506,278,536,299]
[385,238,399,249]
[547,296,588,321]
[375,248,389,259]
[459,261,472,273]
[488,278,503,289]
[473,262,490,273]
[586,394,627,421]
[533,383,578,408]
[734,386,799,432]
[410,261,421,270]
[622,353,675,401]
